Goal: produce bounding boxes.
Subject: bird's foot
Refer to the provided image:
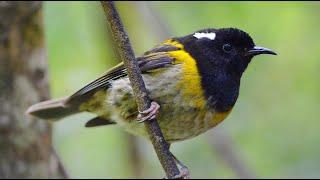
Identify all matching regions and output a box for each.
[164,155,190,179]
[173,157,190,179]
[172,167,190,179]
[137,101,160,123]
[164,167,190,179]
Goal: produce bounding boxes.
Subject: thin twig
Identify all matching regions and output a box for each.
[100,1,180,178]
[105,18,143,179]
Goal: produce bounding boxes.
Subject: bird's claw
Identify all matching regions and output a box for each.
[164,167,190,179]
[137,101,160,123]
[172,170,190,179]
[164,156,190,179]
[173,161,190,179]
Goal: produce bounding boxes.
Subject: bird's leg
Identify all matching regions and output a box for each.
[138,103,190,178]
[164,144,190,179]
[137,101,160,123]
[171,153,190,179]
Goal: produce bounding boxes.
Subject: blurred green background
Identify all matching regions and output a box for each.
[43,1,320,178]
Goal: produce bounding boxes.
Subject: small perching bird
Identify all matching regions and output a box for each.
[27,27,276,143]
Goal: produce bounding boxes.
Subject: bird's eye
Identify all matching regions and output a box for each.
[222,44,232,53]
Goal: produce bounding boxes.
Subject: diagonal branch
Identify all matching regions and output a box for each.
[100,1,180,178]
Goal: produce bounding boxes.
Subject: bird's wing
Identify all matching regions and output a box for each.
[65,43,179,106]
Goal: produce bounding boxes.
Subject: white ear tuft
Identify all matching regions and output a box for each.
[193,32,216,40]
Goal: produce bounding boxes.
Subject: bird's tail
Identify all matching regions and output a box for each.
[26,97,79,121]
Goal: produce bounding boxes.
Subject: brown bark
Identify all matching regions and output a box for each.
[0,2,66,178]
[105,22,143,178]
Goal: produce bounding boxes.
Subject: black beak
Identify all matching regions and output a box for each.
[246,46,277,56]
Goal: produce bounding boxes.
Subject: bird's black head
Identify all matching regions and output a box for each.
[177,28,276,77]
[175,28,276,112]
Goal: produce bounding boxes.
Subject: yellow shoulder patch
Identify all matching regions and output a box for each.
[164,40,206,108]
[161,39,184,49]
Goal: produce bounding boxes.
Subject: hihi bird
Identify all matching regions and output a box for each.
[27,27,276,177]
